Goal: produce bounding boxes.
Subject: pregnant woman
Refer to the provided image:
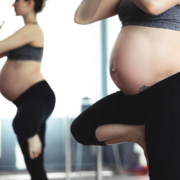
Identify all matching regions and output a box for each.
[71,0,180,179]
[0,0,55,180]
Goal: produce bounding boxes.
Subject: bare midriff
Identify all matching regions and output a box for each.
[0,60,45,101]
[110,25,180,95]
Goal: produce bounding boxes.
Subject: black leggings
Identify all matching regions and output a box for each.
[71,72,180,180]
[12,80,56,180]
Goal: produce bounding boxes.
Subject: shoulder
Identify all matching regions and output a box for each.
[0,24,44,53]
[23,24,44,35]
[20,24,44,44]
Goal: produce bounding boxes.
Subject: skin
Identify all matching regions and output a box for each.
[98,16,180,169]
[0,0,46,159]
[75,0,180,167]
[28,134,42,159]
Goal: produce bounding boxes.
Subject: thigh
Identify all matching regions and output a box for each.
[145,89,180,180]
[71,91,145,146]
[13,98,51,138]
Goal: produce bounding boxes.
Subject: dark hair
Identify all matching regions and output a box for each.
[25,0,44,13]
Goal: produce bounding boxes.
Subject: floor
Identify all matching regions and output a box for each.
[0,171,149,180]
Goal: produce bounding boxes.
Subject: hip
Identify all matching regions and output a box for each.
[13,80,56,111]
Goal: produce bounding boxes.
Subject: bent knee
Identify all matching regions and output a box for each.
[12,121,24,137]
[12,119,37,138]
[12,120,18,134]
[13,122,23,137]
[71,119,106,146]
[70,120,88,145]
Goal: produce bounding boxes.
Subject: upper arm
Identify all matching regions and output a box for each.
[0,25,37,54]
[90,0,121,24]
[75,0,121,25]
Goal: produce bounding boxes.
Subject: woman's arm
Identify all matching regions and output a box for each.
[0,53,6,59]
[132,0,180,15]
[75,0,121,25]
[0,24,39,54]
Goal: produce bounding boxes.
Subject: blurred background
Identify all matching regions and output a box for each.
[0,0,148,179]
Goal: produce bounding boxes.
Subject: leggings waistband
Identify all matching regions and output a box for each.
[125,72,180,108]
[13,80,56,109]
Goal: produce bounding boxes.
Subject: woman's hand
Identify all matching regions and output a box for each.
[0,21,5,29]
[27,134,42,160]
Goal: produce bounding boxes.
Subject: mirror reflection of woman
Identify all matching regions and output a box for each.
[71,0,180,179]
[0,0,56,179]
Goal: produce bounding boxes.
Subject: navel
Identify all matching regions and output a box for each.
[111,67,116,72]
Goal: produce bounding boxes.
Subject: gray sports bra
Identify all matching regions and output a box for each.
[6,44,43,62]
[118,0,180,31]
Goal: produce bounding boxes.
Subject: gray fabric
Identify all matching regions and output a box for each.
[118,0,180,31]
[6,44,43,62]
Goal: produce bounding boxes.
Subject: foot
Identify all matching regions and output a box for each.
[27,134,42,160]
[96,124,149,167]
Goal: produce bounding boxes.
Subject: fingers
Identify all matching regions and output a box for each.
[29,148,34,160]
[28,143,42,160]
[27,134,42,160]
[29,148,42,160]
[39,146,42,154]
[33,151,40,159]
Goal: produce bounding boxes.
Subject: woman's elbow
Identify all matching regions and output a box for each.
[74,17,85,25]
[74,15,90,25]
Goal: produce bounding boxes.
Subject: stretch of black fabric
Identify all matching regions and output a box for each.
[12,80,56,180]
[71,72,180,180]
[18,123,47,180]
[13,80,56,138]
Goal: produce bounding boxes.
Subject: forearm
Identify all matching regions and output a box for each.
[75,0,102,24]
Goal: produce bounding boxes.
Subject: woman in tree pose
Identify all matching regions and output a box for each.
[71,0,180,179]
[0,0,55,179]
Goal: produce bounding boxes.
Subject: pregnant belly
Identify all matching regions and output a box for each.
[110,26,180,95]
[0,61,44,101]
[0,69,20,101]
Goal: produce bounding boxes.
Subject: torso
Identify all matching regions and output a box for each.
[0,25,45,101]
[110,25,180,95]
